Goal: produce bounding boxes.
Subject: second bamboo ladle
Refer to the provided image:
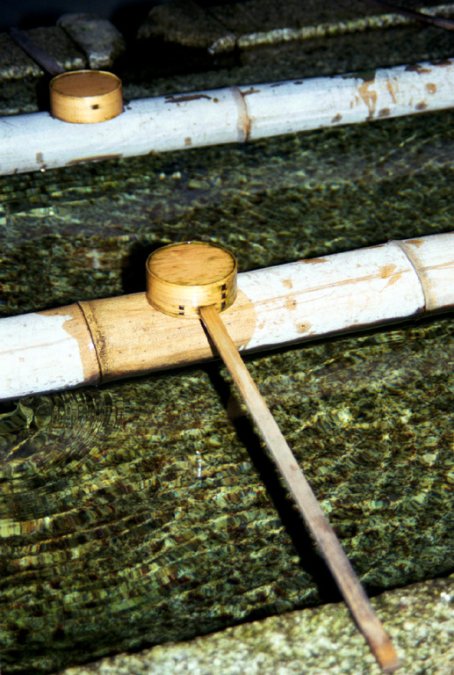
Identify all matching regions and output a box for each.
[146,241,399,673]
[10,27,122,123]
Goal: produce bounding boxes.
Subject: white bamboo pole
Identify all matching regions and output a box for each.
[0,232,452,400]
[0,58,453,176]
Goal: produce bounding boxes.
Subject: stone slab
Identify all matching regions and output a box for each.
[138,0,232,49]
[58,14,125,70]
[26,25,86,72]
[0,32,42,80]
[61,574,454,674]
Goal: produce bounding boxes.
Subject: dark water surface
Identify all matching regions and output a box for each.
[0,103,453,672]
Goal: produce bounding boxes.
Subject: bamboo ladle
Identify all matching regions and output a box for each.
[146,241,399,673]
[10,27,122,123]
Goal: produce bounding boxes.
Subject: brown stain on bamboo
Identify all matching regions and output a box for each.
[66,154,123,166]
[379,264,403,286]
[405,64,432,74]
[379,264,397,278]
[430,59,452,67]
[235,86,260,142]
[386,80,397,104]
[358,79,378,118]
[165,93,213,104]
[405,238,424,247]
[300,257,328,265]
[291,264,408,297]
[296,321,312,334]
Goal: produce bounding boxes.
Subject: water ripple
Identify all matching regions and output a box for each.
[0,390,121,513]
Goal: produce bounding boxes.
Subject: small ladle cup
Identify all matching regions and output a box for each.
[10,27,123,123]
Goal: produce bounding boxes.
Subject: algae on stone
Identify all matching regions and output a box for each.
[60,574,454,675]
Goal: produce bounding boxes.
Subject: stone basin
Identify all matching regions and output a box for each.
[0,2,453,673]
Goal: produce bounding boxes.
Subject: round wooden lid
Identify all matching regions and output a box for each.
[146,241,237,318]
[50,70,122,124]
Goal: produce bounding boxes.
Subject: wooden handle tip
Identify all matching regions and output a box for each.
[375,638,400,673]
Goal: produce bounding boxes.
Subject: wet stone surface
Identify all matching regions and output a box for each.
[25,26,87,73]
[61,574,454,674]
[57,14,126,70]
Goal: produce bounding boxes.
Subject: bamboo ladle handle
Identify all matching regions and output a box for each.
[200,303,398,672]
[146,241,399,673]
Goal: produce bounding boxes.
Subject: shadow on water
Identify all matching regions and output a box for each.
[121,240,155,293]
[204,363,342,606]
[122,239,178,293]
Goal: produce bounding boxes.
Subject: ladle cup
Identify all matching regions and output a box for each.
[10,26,123,123]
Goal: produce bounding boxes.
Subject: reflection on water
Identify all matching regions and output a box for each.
[0,391,121,535]
[0,392,119,468]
